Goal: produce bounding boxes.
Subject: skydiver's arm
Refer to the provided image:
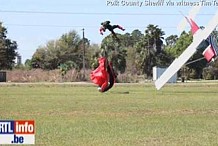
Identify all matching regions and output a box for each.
[99,27,105,35]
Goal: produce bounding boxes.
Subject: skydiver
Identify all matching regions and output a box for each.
[99,21,125,41]
[90,57,117,92]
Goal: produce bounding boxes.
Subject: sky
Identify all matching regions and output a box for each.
[0,0,217,63]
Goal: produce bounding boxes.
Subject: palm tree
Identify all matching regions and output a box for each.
[138,25,165,78]
[145,24,165,54]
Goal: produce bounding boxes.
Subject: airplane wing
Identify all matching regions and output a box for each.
[155,11,218,90]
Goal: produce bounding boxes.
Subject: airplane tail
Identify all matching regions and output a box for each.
[185,17,200,35]
[186,17,218,62]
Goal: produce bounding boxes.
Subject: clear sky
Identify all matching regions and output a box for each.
[0,0,217,62]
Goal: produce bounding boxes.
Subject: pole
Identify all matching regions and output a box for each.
[82,28,85,80]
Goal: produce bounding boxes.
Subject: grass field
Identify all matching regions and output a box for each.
[1,82,218,146]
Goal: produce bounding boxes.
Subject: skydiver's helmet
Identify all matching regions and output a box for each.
[105,21,110,24]
[101,21,110,27]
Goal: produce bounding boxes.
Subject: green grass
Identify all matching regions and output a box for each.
[1,82,218,146]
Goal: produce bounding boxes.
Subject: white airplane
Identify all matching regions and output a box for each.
[155,10,218,90]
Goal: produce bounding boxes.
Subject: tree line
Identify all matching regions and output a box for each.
[0,22,18,70]
[1,21,218,80]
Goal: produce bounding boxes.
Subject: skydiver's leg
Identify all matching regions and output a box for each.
[111,31,117,37]
[112,25,125,31]
[110,31,120,43]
